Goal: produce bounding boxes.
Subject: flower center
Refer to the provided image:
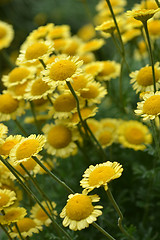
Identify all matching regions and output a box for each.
[47,125,72,149]
[54,94,76,112]
[98,62,115,76]
[0,140,19,156]
[124,127,145,145]
[136,66,160,86]
[143,95,160,115]
[0,93,19,114]
[98,131,112,146]
[66,195,94,221]
[88,166,115,186]
[0,193,10,208]
[31,78,50,96]
[0,26,6,39]
[49,60,77,81]
[80,85,99,99]
[15,218,36,232]
[36,208,49,221]
[70,75,88,90]
[10,81,29,97]
[9,67,30,83]
[4,209,20,221]
[16,139,40,160]
[25,42,48,60]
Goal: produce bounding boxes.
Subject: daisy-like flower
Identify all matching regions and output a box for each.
[0,135,23,159]
[78,52,95,64]
[0,189,17,211]
[135,91,160,120]
[0,123,8,139]
[60,190,103,231]
[122,28,141,44]
[47,24,71,40]
[148,19,160,39]
[2,66,36,88]
[7,80,30,100]
[0,20,14,50]
[83,61,104,77]
[85,119,101,134]
[10,217,42,238]
[16,40,54,64]
[130,63,160,93]
[61,36,82,56]
[126,8,160,22]
[134,40,148,60]
[78,38,105,54]
[97,60,121,81]
[0,207,27,225]
[100,118,120,133]
[0,91,25,121]
[80,161,123,192]
[9,134,46,165]
[31,201,57,226]
[95,20,116,34]
[42,121,79,158]
[42,55,83,87]
[27,23,54,42]
[96,0,126,12]
[77,24,96,41]
[118,120,152,151]
[95,128,116,148]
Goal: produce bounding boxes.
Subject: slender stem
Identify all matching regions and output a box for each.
[106,188,136,240]
[143,21,156,93]
[39,58,46,69]
[47,95,54,105]
[29,101,42,134]
[155,0,160,8]
[92,222,116,240]
[14,222,25,240]
[13,119,28,137]
[0,223,12,240]
[119,57,124,109]
[150,119,160,161]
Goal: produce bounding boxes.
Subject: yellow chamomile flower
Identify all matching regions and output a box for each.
[0,91,25,121]
[148,19,160,39]
[60,190,103,231]
[0,20,14,50]
[47,24,71,40]
[95,20,116,35]
[135,91,160,120]
[0,123,8,139]
[80,161,123,192]
[27,23,54,42]
[122,28,141,44]
[42,121,79,158]
[42,55,83,87]
[130,63,160,93]
[0,189,17,210]
[97,60,120,81]
[83,61,104,77]
[95,128,116,148]
[0,207,27,225]
[118,120,152,150]
[31,201,57,226]
[77,24,96,41]
[10,217,42,238]
[126,8,160,22]
[9,134,46,165]
[78,38,105,54]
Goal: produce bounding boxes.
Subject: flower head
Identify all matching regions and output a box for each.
[0,189,17,211]
[0,20,14,49]
[0,207,27,225]
[126,8,160,22]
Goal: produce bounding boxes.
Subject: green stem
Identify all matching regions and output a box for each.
[13,119,28,137]
[14,222,25,240]
[150,119,160,161]
[29,101,42,134]
[39,58,46,69]
[106,188,136,240]
[143,21,156,93]
[155,0,160,8]
[0,223,12,240]
[92,222,116,240]
[119,57,124,110]
[47,95,54,105]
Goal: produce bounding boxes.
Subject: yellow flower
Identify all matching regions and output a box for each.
[61,36,82,56]
[27,23,54,42]
[130,63,160,93]
[126,8,160,22]
[0,123,8,139]
[95,128,116,148]
[118,120,152,150]
[78,38,105,54]
[97,60,120,81]
[31,201,57,226]
[10,217,42,238]
[122,28,141,44]
[77,24,96,41]
[9,134,46,164]
[95,20,116,34]
[0,207,27,225]
[135,91,160,120]
[8,80,30,100]
[84,61,104,77]
[60,190,103,231]
[0,189,17,210]
[148,19,160,39]
[0,20,14,49]
[47,24,71,40]
[80,161,123,192]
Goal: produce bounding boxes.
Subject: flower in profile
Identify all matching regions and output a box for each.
[135,91,160,120]
[0,123,8,139]
[10,217,42,238]
[97,60,120,81]
[31,201,57,226]
[9,134,46,164]
[83,61,104,77]
[42,55,83,87]
[47,24,71,40]
[80,161,123,192]
[126,8,160,22]
[60,190,103,231]
[118,120,152,150]
[95,20,116,34]
[130,63,160,93]
[148,19,160,39]
[0,207,27,225]
[0,189,17,210]
[122,28,141,44]
[0,20,14,49]
[78,38,105,54]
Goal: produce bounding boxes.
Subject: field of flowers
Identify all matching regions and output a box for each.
[0,0,160,239]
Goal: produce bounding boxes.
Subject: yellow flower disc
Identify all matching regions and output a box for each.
[0,26,6,39]
[143,95,160,115]
[136,66,160,86]
[47,125,72,149]
[16,139,40,160]
[88,166,115,186]
[9,67,30,83]
[14,218,36,233]
[0,93,19,114]
[124,127,145,144]
[99,62,115,76]
[31,78,50,96]
[25,42,48,60]
[0,193,10,208]
[49,60,76,81]
[80,85,99,99]
[0,140,19,156]
[98,131,112,146]
[36,208,49,221]
[54,94,76,112]
[71,75,88,91]
[66,195,94,221]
